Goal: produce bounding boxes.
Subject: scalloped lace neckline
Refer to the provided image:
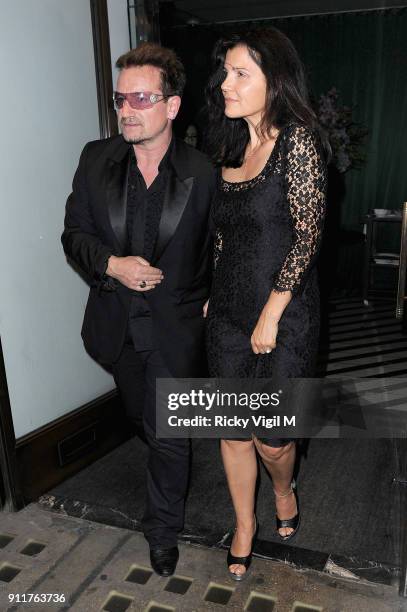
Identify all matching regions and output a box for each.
[221,126,287,187]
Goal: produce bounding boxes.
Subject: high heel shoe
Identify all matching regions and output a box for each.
[274,479,300,542]
[227,516,258,581]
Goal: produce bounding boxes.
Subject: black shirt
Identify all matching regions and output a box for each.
[126,139,173,351]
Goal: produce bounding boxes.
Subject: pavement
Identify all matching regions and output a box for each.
[0,503,405,612]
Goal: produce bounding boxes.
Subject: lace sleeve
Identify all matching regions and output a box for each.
[273,125,327,294]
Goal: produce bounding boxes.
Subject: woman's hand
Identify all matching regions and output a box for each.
[203,300,209,318]
[251,289,292,354]
[251,306,280,354]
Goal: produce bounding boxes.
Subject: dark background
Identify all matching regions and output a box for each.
[159,4,407,294]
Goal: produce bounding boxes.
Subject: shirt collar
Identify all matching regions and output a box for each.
[109,135,195,181]
[130,136,174,173]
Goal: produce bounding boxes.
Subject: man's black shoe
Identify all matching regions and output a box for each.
[150,546,179,576]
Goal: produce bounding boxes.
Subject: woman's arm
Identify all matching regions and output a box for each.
[273,124,327,295]
[251,125,327,353]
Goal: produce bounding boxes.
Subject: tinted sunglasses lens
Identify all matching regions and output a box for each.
[128,92,154,109]
[113,92,155,110]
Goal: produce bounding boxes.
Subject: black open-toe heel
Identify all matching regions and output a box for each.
[227,517,258,581]
[274,479,300,542]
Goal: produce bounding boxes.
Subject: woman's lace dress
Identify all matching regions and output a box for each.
[206,123,327,378]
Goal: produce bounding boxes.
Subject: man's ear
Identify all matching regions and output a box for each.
[167,95,181,120]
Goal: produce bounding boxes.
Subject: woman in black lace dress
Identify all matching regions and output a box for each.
[204,29,328,579]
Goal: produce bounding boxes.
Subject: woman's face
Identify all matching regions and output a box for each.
[221,44,267,124]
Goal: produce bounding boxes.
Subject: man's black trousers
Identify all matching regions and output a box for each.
[112,344,190,549]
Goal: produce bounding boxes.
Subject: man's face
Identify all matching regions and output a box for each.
[116,65,178,145]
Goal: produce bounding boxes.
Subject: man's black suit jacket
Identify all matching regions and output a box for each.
[62,135,216,377]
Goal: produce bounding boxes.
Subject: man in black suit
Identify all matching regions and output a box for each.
[62,43,216,576]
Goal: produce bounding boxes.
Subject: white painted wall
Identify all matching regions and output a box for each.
[0,0,128,439]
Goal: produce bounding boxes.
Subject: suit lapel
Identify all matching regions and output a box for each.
[104,136,195,261]
[106,143,130,254]
[152,172,194,263]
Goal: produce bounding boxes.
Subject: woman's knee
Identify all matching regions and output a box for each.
[221,439,254,453]
[254,439,294,461]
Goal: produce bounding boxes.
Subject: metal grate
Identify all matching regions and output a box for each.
[144,603,175,612]
[102,591,134,612]
[0,563,22,583]
[124,564,153,585]
[245,591,276,611]
[204,581,235,605]
[20,540,46,556]
[0,533,14,549]
[164,575,193,595]
[293,603,323,612]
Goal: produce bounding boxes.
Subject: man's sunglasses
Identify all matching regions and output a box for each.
[113,91,174,111]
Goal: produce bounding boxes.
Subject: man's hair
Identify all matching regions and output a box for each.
[116,42,186,97]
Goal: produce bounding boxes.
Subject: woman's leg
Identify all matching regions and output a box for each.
[253,439,297,537]
[221,439,258,576]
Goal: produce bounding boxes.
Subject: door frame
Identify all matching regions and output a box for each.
[0,336,24,511]
[90,0,118,139]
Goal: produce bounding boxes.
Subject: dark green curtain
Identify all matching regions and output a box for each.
[276,10,407,225]
[162,8,407,293]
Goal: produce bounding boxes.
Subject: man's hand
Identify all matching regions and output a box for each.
[106,255,163,291]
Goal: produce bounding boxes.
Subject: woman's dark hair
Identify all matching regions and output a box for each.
[116,42,186,97]
[205,28,325,167]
